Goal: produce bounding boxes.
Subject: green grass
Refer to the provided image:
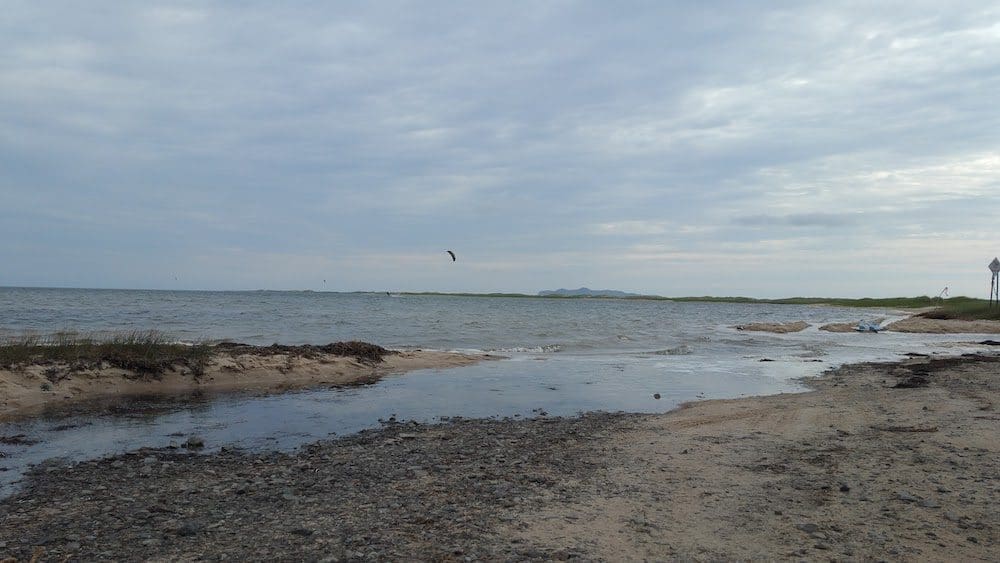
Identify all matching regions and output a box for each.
[0,331,212,375]
[651,295,954,308]
[640,295,999,320]
[916,298,1000,321]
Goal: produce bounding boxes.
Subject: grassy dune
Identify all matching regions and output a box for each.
[0,332,395,377]
[914,298,1000,321]
[0,331,212,375]
[645,296,1000,320]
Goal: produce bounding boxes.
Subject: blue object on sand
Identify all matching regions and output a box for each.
[855,320,883,333]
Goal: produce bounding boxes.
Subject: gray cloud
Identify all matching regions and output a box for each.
[734,212,862,228]
[1,1,998,296]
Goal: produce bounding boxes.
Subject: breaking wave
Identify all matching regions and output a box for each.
[486,344,564,354]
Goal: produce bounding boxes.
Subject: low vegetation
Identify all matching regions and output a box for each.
[0,333,396,378]
[651,296,999,320]
[0,331,212,376]
[915,298,1000,321]
[214,341,391,364]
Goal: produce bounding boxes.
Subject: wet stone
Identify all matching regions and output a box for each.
[184,436,206,449]
[176,522,203,537]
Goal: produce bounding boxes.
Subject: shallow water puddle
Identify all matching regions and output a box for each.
[0,354,804,496]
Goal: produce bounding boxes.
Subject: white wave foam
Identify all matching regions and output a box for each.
[486,344,563,354]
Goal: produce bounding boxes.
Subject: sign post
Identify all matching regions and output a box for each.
[990,258,1000,308]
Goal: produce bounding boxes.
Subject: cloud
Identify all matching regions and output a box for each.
[1,1,998,296]
[591,221,671,236]
[734,213,861,228]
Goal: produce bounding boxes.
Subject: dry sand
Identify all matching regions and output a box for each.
[508,355,999,560]
[0,348,489,421]
[887,317,1000,333]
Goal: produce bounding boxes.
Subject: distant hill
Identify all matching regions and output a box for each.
[537,287,641,298]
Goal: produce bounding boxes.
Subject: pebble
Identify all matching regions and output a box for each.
[176,522,203,537]
[796,523,820,534]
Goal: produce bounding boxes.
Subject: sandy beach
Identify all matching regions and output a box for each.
[0,344,490,421]
[2,352,996,560]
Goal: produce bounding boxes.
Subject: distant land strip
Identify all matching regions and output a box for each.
[369,292,999,321]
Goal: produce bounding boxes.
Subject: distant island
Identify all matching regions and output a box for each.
[537,287,643,298]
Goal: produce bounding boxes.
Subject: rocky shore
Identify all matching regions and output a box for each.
[1,355,997,561]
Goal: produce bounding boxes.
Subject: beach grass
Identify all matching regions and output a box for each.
[647,296,1000,319]
[645,295,952,307]
[0,331,212,375]
[916,298,1000,321]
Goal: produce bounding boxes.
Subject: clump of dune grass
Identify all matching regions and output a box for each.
[213,340,392,364]
[0,331,212,377]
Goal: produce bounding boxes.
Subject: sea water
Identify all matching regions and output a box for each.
[0,288,992,494]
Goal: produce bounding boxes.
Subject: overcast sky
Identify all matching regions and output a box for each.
[2,1,998,297]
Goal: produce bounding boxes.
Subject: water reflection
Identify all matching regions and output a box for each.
[1,354,805,496]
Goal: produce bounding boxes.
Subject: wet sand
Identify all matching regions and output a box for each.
[0,346,490,421]
[1,354,996,560]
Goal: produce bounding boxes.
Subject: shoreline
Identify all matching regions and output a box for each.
[0,345,493,422]
[1,354,996,560]
[737,316,1000,334]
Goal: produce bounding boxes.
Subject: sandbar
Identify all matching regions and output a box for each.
[0,344,491,421]
[886,316,1000,333]
[734,321,809,333]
